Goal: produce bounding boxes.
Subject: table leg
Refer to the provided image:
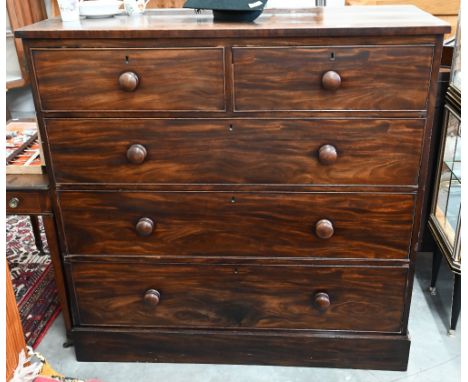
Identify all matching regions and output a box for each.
[449,274,461,335]
[429,249,443,295]
[30,215,45,254]
[42,215,73,344]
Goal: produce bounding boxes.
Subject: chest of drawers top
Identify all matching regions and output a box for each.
[16,6,449,39]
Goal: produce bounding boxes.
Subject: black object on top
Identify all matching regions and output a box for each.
[184,0,269,22]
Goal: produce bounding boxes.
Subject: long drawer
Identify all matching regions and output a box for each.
[70,261,407,332]
[233,45,433,111]
[46,118,424,186]
[31,48,226,112]
[59,191,415,259]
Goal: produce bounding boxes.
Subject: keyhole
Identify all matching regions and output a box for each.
[330,52,336,61]
[231,196,236,204]
[125,56,129,64]
[229,124,234,132]
[234,267,239,275]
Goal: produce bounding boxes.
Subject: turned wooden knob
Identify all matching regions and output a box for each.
[315,219,334,239]
[318,144,338,165]
[314,292,331,311]
[144,289,161,307]
[127,144,147,164]
[322,71,341,90]
[119,71,139,92]
[136,217,155,237]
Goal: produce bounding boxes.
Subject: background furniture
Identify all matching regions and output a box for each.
[51,0,186,14]
[6,174,73,343]
[419,51,452,239]
[17,6,449,370]
[427,16,461,334]
[6,262,27,381]
[346,0,459,38]
[148,0,185,7]
[6,0,48,90]
[7,119,46,259]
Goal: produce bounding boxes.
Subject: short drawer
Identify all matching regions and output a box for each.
[6,191,51,214]
[71,261,407,332]
[46,118,424,186]
[31,48,225,111]
[59,192,415,259]
[233,45,433,111]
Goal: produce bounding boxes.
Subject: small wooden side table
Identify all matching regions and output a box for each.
[6,174,72,344]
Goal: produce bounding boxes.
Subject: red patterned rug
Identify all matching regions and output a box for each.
[6,215,61,348]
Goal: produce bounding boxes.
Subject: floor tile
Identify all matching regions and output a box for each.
[368,254,460,382]
[391,356,460,382]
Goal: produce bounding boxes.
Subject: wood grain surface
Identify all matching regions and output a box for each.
[42,216,73,335]
[71,261,407,332]
[6,263,26,381]
[15,6,450,39]
[6,190,51,214]
[147,0,185,7]
[346,0,458,38]
[72,327,411,370]
[32,48,225,111]
[16,5,448,368]
[46,118,425,186]
[6,174,49,191]
[346,0,459,16]
[233,46,433,111]
[59,191,415,259]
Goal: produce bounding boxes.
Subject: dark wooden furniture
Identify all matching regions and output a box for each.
[6,120,45,255]
[6,174,73,342]
[427,17,461,334]
[16,6,449,370]
[428,85,461,334]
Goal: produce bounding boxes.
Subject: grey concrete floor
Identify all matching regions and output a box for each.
[37,253,460,382]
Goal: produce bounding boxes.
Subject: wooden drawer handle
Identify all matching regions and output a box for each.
[314,292,331,311]
[136,217,155,237]
[315,219,334,239]
[119,71,139,92]
[318,144,338,165]
[322,71,341,91]
[127,144,147,164]
[144,289,161,307]
[8,197,20,209]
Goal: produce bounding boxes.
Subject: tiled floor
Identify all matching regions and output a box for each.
[37,253,460,382]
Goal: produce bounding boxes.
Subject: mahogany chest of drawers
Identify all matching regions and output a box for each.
[17,6,449,370]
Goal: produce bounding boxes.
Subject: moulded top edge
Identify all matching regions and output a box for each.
[15,6,451,39]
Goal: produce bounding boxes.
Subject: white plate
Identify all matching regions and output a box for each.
[79,0,123,18]
[83,11,123,18]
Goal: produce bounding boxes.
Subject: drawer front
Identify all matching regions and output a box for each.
[32,48,225,111]
[233,46,433,111]
[71,261,407,332]
[46,118,424,186]
[6,191,51,214]
[59,192,415,259]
